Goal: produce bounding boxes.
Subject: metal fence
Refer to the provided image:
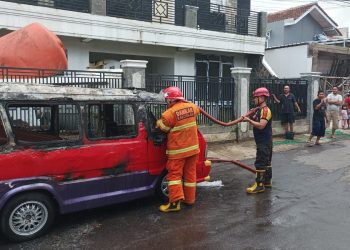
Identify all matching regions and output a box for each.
[107,0,153,23]
[0,67,123,89]
[175,0,260,36]
[250,79,308,121]
[146,75,235,125]
[4,0,89,13]
[198,3,259,36]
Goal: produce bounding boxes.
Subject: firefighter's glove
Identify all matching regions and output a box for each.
[152,127,167,146]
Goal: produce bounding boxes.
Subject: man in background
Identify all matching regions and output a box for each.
[326,87,342,138]
[271,85,301,139]
[344,92,350,129]
[307,90,327,146]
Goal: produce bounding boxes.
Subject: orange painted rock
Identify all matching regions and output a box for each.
[0,22,67,76]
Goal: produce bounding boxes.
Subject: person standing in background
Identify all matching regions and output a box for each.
[307,91,327,146]
[341,105,348,129]
[344,92,350,129]
[271,85,301,140]
[326,87,342,138]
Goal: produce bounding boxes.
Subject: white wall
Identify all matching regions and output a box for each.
[174,51,195,75]
[62,38,90,70]
[61,37,246,76]
[61,37,195,75]
[265,44,312,78]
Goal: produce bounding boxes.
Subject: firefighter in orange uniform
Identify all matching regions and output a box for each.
[157,86,201,212]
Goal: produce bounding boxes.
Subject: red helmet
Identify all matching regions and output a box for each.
[253,87,270,97]
[163,86,184,100]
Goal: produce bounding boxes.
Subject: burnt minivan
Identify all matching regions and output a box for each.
[0,83,211,242]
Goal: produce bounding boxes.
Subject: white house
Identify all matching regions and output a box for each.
[264,3,349,78]
[0,0,266,78]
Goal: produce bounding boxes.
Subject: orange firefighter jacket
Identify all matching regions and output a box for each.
[157,101,201,159]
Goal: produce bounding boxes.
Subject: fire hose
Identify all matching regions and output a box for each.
[197,106,259,174]
[208,158,256,174]
[198,106,259,127]
[166,100,259,174]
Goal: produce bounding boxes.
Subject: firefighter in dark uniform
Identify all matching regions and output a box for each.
[242,87,273,193]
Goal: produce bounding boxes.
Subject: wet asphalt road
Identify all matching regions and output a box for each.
[2,139,350,250]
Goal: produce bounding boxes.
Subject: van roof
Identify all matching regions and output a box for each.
[0,83,164,103]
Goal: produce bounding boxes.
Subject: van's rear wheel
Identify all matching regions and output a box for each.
[0,192,55,242]
[156,172,169,202]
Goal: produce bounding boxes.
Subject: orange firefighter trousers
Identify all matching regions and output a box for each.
[166,154,199,204]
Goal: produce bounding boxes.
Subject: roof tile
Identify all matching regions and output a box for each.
[267,2,317,23]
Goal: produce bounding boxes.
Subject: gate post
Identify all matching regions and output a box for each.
[231,67,252,140]
[120,60,148,89]
[300,72,321,132]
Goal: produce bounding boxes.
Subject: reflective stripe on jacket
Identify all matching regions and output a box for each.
[157,101,200,159]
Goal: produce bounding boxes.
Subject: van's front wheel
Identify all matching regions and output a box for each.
[0,192,55,242]
[156,172,169,202]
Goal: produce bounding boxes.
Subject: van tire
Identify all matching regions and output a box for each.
[0,192,55,242]
[156,171,169,202]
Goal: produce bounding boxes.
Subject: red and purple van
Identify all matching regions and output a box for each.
[0,83,211,242]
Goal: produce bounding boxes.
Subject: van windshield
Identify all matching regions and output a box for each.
[7,103,80,143]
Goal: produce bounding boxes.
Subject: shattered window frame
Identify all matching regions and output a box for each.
[0,108,9,147]
[5,101,83,146]
[85,102,138,141]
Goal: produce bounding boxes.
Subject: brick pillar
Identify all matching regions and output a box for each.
[120,60,148,89]
[301,72,321,132]
[231,67,252,140]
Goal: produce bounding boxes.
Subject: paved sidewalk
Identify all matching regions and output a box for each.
[208,128,350,161]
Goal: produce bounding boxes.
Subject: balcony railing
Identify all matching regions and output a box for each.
[198,3,259,36]
[6,0,90,13]
[3,0,262,37]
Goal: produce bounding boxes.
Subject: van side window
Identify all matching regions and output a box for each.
[0,117,8,146]
[88,103,135,139]
[7,104,80,143]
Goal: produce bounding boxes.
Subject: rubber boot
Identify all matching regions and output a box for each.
[246,170,265,194]
[264,166,272,188]
[285,132,295,140]
[159,200,181,212]
[289,132,295,140]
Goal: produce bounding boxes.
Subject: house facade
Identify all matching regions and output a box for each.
[0,0,266,78]
[266,3,341,48]
[264,3,349,78]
